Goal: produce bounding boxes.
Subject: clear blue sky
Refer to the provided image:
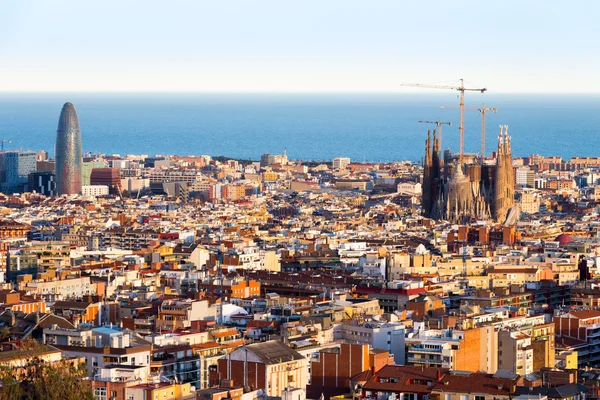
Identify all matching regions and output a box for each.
[0,1,597,93]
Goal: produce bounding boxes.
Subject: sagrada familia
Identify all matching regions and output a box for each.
[422,125,515,224]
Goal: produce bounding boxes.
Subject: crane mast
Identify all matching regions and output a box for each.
[403,79,486,162]
[478,103,497,162]
[441,102,497,163]
[0,140,11,151]
[418,120,451,151]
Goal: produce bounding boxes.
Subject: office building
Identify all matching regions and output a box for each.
[0,151,37,193]
[28,171,56,196]
[90,168,121,194]
[81,160,107,186]
[55,102,82,195]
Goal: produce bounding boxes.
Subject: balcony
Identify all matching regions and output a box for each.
[407,356,442,365]
[408,346,443,354]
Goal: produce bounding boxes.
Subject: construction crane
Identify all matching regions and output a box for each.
[418,120,451,150]
[441,103,497,162]
[0,139,11,151]
[476,103,496,161]
[402,79,487,162]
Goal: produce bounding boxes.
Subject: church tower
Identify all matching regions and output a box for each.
[493,125,515,223]
[422,131,433,217]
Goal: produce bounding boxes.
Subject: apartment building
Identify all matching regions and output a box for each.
[554,310,600,368]
[44,325,152,377]
[25,276,95,298]
[406,326,497,373]
[335,321,405,364]
[215,340,308,398]
[156,299,215,331]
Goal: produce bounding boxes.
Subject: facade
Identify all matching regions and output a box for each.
[55,102,82,195]
[422,126,515,223]
[5,249,38,283]
[45,326,152,378]
[498,330,534,375]
[215,340,308,398]
[82,184,110,197]
[336,321,405,364]
[406,326,497,373]
[90,168,121,193]
[82,160,107,186]
[310,343,391,390]
[332,157,351,170]
[516,166,535,188]
[517,189,541,214]
[554,310,600,368]
[25,276,94,298]
[260,151,287,167]
[0,150,37,193]
[397,181,422,195]
[156,299,215,331]
[28,171,56,196]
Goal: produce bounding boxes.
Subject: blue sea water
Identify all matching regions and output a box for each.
[0,93,599,163]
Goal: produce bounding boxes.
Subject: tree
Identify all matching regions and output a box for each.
[0,326,11,341]
[0,342,94,400]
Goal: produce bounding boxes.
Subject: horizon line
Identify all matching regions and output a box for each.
[0,90,599,95]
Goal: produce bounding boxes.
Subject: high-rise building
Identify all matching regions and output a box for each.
[90,168,121,194]
[0,151,37,193]
[28,171,56,196]
[81,160,107,186]
[55,102,82,195]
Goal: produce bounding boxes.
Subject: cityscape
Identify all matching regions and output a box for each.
[2,1,600,400]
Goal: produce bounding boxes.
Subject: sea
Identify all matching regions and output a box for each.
[0,93,599,163]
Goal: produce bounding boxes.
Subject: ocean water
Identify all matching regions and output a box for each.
[0,93,599,163]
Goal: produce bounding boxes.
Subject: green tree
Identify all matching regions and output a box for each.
[0,326,11,341]
[0,342,93,400]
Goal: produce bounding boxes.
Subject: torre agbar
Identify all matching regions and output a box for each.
[55,102,83,195]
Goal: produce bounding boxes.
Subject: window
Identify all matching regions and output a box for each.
[94,387,107,400]
[475,396,485,400]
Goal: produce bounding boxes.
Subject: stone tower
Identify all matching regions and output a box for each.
[493,125,515,223]
[422,130,441,218]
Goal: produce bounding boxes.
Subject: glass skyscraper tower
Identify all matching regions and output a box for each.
[55,102,82,195]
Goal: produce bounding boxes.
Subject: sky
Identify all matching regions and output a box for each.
[0,1,598,93]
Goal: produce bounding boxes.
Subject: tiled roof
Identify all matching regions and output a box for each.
[245,340,304,365]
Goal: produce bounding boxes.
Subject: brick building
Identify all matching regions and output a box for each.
[554,310,600,368]
[90,168,121,193]
[309,343,392,399]
[214,340,308,397]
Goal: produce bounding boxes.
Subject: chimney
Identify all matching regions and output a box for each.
[437,368,441,382]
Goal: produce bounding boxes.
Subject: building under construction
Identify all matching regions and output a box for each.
[422,125,515,224]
